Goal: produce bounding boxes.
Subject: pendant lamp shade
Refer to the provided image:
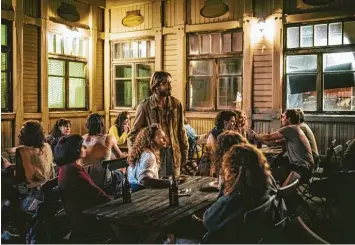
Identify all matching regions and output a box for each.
[122,10,144,27]
[57,2,80,22]
[200,0,229,18]
[302,0,334,5]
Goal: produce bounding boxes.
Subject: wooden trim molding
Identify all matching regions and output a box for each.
[109,29,158,40]
[186,21,241,33]
[1,113,16,120]
[285,9,355,24]
[1,10,15,21]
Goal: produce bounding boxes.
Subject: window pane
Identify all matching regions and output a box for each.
[149,40,155,57]
[115,80,132,107]
[324,52,355,72]
[114,43,121,59]
[115,65,132,78]
[136,63,154,77]
[48,76,65,108]
[286,55,317,73]
[69,62,85,78]
[200,35,210,54]
[48,59,64,76]
[137,79,150,104]
[300,25,313,47]
[131,41,138,58]
[122,43,130,58]
[189,35,199,55]
[1,52,7,71]
[232,32,242,52]
[78,39,87,57]
[1,70,8,109]
[218,76,242,110]
[222,33,231,52]
[343,21,355,44]
[63,37,72,55]
[189,77,213,109]
[323,74,355,111]
[48,33,54,53]
[72,38,79,56]
[314,24,327,46]
[1,24,7,46]
[287,27,299,48]
[139,41,147,58]
[189,60,213,76]
[68,78,85,108]
[211,34,220,54]
[329,22,342,45]
[219,58,242,75]
[55,35,63,54]
[286,75,317,111]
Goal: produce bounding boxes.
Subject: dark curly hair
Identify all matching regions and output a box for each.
[86,113,104,135]
[49,118,71,138]
[19,120,45,148]
[284,109,300,125]
[128,124,162,167]
[222,144,271,197]
[114,111,130,136]
[54,135,84,166]
[215,110,237,131]
[214,131,248,175]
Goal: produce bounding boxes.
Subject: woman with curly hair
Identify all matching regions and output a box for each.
[46,118,71,153]
[108,111,131,145]
[234,110,248,139]
[16,120,55,188]
[128,123,170,190]
[203,144,286,243]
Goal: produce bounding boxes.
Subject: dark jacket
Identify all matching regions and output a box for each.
[58,162,112,226]
[128,95,188,176]
[342,139,355,171]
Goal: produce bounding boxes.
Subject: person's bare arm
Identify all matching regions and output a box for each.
[206,134,217,153]
[107,135,126,158]
[248,129,284,142]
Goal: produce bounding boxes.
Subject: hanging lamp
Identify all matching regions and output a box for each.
[200,0,229,18]
[57,1,80,22]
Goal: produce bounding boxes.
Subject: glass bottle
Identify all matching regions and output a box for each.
[122,175,132,203]
[169,177,179,207]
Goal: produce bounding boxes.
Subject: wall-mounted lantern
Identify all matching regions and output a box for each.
[57,2,80,22]
[122,10,144,27]
[200,0,229,18]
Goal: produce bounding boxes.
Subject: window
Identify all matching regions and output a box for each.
[285,21,355,112]
[187,30,243,111]
[112,39,155,108]
[47,32,88,110]
[1,21,11,111]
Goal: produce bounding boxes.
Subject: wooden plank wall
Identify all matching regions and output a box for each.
[23,25,40,113]
[253,40,273,113]
[284,0,355,14]
[110,2,154,33]
[48,117,88,136]
[96,39,104,111]
[253,120,271,134]
[163,34,178,97]
[188,117,214,135]
[188,0,243,25]
[1,0,12,11]
[1,121,14,152]
[164,0,184,27]
[23,0,40,18]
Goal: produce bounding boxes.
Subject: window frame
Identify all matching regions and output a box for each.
[187,29,243,112]
[284,19,355,114]
[1,19,12,112]
[48,56,88,111]
[111,38,155,109]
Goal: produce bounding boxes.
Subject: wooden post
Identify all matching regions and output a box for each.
[13,0,24,145]
[176,25,186,106]
[40,0,49,134]
[89,5,97,113]
[104,8,111,129]
[153,1,163,71]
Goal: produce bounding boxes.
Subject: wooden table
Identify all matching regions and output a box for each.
[259,146,283,163]
[83,176,218,243]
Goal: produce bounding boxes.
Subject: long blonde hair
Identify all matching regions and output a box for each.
[128,124,162,167]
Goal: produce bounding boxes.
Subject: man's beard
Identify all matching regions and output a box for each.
[157,88,171,96]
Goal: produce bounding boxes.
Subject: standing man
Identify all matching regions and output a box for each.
[128,71,188,177]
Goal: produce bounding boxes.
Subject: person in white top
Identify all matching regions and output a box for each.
[82,113,126,188]
[128,123,170,190]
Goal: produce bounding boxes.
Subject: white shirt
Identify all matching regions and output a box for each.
[127,150,159,185]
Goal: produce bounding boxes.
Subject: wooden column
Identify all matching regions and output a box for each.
[153,1,163,71]
[271,14,283,132]
[40,0,49,134]
[176,26,186,105]
[103,8,111,129]
[13,0,24,145]
[89,5,97,112]
[242,15,253,126]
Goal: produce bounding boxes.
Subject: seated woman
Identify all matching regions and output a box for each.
[16,120,55,188]
[127,124,170,191]
[45,118,71,154]
[200,111,237,176]
[203,144,286,243]
[108,111,130,145]
[234,109,248,139]
[82,113,126,189]
[214,131,248,197]
[55,135,112,238]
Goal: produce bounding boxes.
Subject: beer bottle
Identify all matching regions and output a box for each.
[169,177,179,207]
[122,175,132,203]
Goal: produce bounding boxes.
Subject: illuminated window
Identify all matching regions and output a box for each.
[1,20,12,111]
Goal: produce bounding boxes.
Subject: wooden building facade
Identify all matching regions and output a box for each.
[1,0,355,154]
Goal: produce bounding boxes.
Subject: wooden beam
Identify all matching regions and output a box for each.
[285,9,355,24]
[40,0,49,134]
[186,20,241,33]
[89,5,97,112]
[176,25,186,106]
[104,7,111,129]
[1,10,15,21]
[23,15,41,27]
[109,29,157,40]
